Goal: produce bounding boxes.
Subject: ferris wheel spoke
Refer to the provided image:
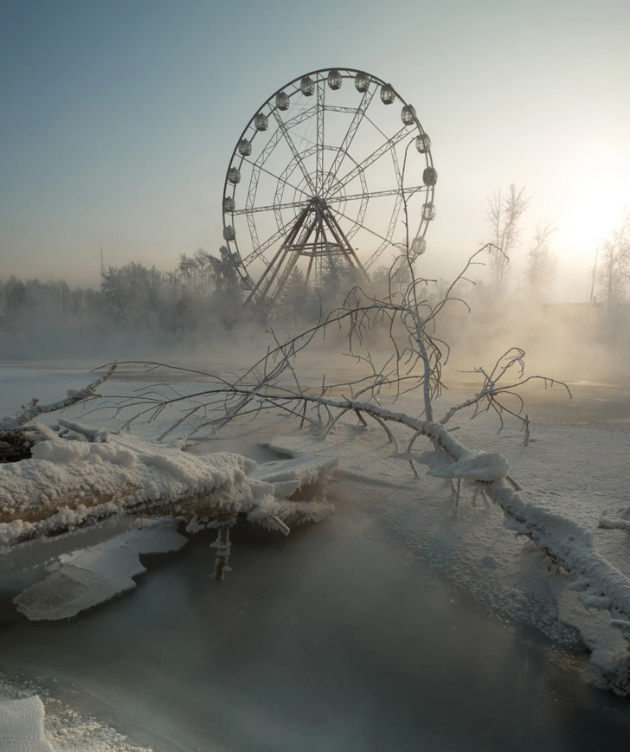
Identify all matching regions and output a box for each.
[242,107,317,222]
[323,105,358,114]
[363,112,403,186]
[269,109,317,196]
[241,157,312,201]
[233,199,306,216]
[330,204,399,252]
[364,191,405,269]
[325,186,426,206]
[233,188,420,217]
[326,126,409,199]
[247,105,317,176]
[322,86,376,195]
[241,212,304,266]
[316,76,325,195]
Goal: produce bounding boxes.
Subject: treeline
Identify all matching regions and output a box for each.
[3,206,627,341]
[99,248,245,333]
[0,247,374,337]
[0,248,250,336]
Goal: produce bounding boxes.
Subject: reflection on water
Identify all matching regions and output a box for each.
[0,488,629,751]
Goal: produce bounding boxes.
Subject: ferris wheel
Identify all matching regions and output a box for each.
[221,67,437,307]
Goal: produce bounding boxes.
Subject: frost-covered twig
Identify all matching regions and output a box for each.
[3,364,117,431]
[439,349,571,429]
[599,516,630,532]
[0,364,117,461]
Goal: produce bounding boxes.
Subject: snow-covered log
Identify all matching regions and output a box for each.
[0,429,336,581]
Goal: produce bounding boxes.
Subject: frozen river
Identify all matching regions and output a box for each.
[1,484,630,751]
[1,360,630,750]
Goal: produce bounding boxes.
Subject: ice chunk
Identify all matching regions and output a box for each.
[14,520,187,621]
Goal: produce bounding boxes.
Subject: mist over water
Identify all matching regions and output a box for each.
[2,488,630,752]
[1,265,625,390]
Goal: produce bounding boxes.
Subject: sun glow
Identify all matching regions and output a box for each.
[556,151,630,263]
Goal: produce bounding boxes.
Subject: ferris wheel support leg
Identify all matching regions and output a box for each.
[259,212,318,304]
[268,214,320,305]
[303,227,320,289]
[258,247,292,304]
[244,209,310,304]
[321,207,368,279]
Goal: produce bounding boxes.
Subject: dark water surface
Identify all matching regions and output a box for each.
[1,488,630,752]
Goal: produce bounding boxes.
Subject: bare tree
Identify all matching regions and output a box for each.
[0,276,27,327]
[177,249,215,299]
[486,184,530,297]
[4,235,630,690]
[106,245,560,453]
[207,246,244,328]
[598,209,630,312]
[525,220,557,300]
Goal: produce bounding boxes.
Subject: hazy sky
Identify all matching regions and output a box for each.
[1,0,629,300]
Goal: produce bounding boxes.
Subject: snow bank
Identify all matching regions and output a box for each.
[14,519,187,621]
[0,696,54,751]
[0,677,152,752]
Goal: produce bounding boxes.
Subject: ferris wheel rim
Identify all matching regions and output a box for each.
[221,67,435,292]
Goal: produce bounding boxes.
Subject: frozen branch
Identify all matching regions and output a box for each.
[0,364,118,462]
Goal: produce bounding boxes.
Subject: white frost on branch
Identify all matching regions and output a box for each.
[0,364,117,438]
[417,448,509,483]
[56,418,111,443]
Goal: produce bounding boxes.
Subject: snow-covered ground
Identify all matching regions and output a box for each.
[1,359,630,750]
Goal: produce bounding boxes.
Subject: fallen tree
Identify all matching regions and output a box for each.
[97,243,630,694]
[3,241,630,692]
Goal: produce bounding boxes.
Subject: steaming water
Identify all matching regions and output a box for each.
[1,484,630,751]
